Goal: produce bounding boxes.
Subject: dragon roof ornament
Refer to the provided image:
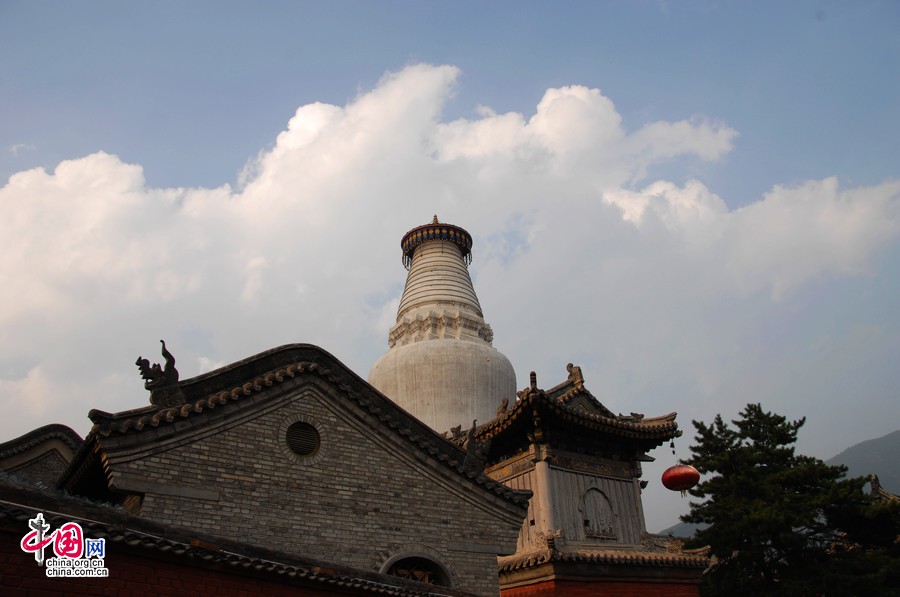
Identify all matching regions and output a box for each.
[135,340,184,408]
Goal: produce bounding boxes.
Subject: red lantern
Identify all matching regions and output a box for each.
[662,464,700,496]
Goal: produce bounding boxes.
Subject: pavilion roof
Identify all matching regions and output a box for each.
[455,364,680,459]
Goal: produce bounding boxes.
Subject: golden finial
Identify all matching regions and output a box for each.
[433,214,439,224]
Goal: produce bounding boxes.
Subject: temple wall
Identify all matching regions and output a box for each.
[498,468,538,551]
[501,579,700,596]
[549,466,646,546]
[487,446,648,551]
[104,379,521,596]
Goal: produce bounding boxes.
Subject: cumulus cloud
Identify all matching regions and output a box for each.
[435,84,736,187]
[724,177,900,298]
[2,63,899,531]
[603,179,728,227]
[602,176,900,298]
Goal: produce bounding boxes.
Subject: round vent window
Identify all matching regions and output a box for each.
[286,422,320,457]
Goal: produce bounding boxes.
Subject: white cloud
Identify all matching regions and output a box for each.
[528,85,624,160]
[9,143,36,156]
[198,357,226,374]
[628,117,737,161]
[434,84,737,189]
[723,177,900,298]
[1,64,898,532]
[603,179,728,228]
[0,366,54,418]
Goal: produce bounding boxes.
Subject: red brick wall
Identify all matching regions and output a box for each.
[0,534,367,597]
[502,579,700,597]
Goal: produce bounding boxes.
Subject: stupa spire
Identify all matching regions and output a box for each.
[392,217,485,344]
[369,217,517,433]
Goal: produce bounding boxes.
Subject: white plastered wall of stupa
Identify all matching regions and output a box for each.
[368,219,517,434]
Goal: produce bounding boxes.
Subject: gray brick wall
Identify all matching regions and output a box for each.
[116,381,518,596]
[7,450,69,486]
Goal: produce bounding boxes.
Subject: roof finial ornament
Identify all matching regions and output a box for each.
[135,340,184,408]
[463,419,491,472]
[400,217,473,269]
[517,372,543,400]
[566,363,584,386]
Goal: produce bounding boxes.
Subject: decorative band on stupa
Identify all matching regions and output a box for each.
[401,215,473,269]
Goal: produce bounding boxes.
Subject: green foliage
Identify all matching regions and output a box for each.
[683,403,900,596]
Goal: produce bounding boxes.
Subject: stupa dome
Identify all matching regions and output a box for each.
[368,217,517,433]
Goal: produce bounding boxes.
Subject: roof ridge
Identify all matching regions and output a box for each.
[0,423,83,458]
[472,390,679,443]
[497,545,708,572]
[76,344,531,510]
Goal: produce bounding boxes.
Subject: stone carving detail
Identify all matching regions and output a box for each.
[870,473,883,494]
[535,529,563,551]
[387,311,495,347]
[641,531,690,553]
[462,420,491,472]
[565,363,583,385]
[136,340,184,408]
[869,473,900,502]
[619,412,645,421]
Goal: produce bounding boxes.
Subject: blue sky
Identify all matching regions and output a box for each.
[5,1,897,203]
[1,1,899,532]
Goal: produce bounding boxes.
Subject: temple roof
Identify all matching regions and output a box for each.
[0,423,82,460]
[457,364,680,461]
[60,343,530,511]
[870,474,900,503]
[0,423,83,487]
[497,540,709,574]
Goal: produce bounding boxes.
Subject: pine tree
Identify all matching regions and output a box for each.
[683,403,900,596]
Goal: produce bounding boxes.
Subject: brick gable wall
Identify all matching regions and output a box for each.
[108,378,520,596]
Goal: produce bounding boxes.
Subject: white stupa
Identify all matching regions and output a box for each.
[368,216,517,434]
